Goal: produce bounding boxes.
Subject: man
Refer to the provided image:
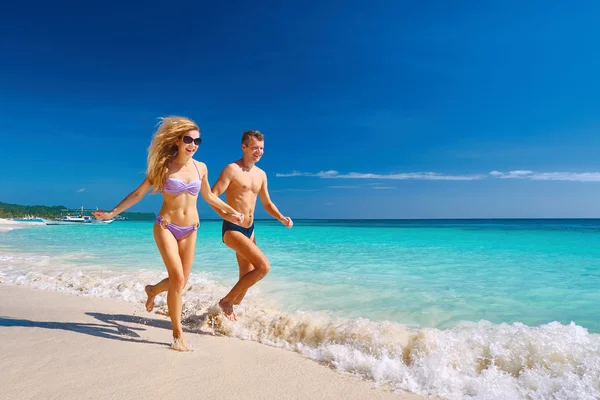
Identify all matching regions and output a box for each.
[211,130,293,321]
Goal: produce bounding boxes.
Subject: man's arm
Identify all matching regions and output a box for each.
[259,172,293,228]
[210,164,235,219]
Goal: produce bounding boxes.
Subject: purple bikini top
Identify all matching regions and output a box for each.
[163,160,202,196]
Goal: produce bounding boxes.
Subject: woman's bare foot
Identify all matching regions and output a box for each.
[218,298,237,321]
[170,337,193,352]
[145,285,156,312]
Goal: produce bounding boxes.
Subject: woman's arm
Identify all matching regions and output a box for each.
[93,177,152,220]
[198,163,244,224]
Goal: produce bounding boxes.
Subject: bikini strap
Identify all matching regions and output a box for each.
[193,160,201,179]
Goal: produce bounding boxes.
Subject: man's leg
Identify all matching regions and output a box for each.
[219,231,269,320]
[233,234,256,305]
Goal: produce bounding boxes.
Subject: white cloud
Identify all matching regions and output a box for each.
[278,169,600,183]
[276,170,338,178]
[271,189,319,192]
[275,171,306,177]
[316,170,340,178]
[490,171,600,182]
[510,170,535,176]
[489,170,534,179]
[277,170,483,181]
[329,183,395,189]
[76,188,86,193]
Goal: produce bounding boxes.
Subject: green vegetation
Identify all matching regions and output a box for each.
[0,202,155,220]
[0,202,66,218]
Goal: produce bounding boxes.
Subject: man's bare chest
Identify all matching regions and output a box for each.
[232,174,262,194]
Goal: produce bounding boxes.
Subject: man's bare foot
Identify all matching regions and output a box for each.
[171,337,193,352]
[145,285,156,312]
[218,298,237,321]
[233,290,248,306]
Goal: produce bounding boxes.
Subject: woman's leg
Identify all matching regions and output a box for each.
[177,230,197,285]
[145,279,168,311]
[153,224,189,350]
[146,228,197,311]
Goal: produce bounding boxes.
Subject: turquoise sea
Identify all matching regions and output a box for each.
[1,219,599,399]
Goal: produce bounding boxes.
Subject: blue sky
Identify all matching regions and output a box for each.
[1,1,599,218]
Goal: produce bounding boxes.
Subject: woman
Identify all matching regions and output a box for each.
[94,116,243,351]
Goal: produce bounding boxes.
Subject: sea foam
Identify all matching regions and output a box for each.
[1,252,598,399]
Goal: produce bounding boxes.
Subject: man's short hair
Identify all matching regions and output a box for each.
[241,130,264,145]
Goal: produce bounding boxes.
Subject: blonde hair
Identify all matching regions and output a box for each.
[147,116,199,194]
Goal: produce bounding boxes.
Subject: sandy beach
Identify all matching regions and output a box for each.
[0,218,42,232]
[0,284,425,400]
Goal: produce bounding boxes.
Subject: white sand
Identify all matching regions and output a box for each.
[0,218,22,231]
[0,218,44,232]
[0,285,427,400]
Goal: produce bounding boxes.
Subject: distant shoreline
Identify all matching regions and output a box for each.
[2,201,598,221]
[201,217,600,221]
[0,201,156,221]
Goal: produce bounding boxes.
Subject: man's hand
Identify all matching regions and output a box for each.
[280,216,293,228]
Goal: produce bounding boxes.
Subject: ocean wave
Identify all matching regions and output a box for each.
[1,252,598,399]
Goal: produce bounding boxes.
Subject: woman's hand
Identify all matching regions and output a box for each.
[229,212,244,225]
[93,210,115,220]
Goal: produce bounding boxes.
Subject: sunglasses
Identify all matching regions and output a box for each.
[182,135,202,146]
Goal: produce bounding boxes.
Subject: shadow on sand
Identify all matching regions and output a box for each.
[0,311,213,347]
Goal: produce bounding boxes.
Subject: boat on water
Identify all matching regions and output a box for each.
[42,207,114,225]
